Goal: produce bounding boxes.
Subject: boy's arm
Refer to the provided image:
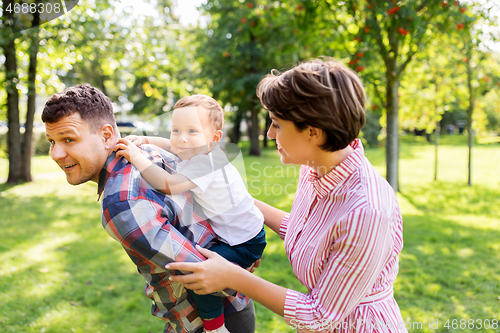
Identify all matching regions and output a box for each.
[115,139,197,195]
[254,199,287,235]
[138,157,198,195]
[127,135,172,152]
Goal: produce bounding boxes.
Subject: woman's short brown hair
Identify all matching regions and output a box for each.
[42,84,115,132]
[174,94,224,131]
[257,59,366,152]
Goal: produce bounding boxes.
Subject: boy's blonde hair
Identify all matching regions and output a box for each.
[174,94,224,131]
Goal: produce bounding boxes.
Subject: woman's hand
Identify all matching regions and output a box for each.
[170,246,287,317]
[167,246,238,295]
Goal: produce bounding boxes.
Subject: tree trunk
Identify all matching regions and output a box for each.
[385,71,400,192]
[434,84,440,182]
[247,30,260,156]
[22,3,41,182]
[466,55,474,186]
[3,0,23,184]
[92,57,108,95]
[434,121,440,182]
[248,101,261,156]
[229,111,242,144]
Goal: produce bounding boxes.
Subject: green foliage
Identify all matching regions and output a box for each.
[20,0,194,115]
[480,90,500,132]
[194,0,309,147]
[295,0,498,190]
[122,1,198,115]
[323,0,477,86]
[48,0,132,98]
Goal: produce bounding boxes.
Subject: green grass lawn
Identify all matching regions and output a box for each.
[1,135,499,332]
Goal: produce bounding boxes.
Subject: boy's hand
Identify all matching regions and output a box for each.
[114,138,142,162]
[124,135,147,146]
[246,255,262,273]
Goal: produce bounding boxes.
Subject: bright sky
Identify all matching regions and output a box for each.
[176,0,205,26]
[115,0,205,26]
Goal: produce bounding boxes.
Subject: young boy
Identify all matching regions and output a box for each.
[114,94,266,333]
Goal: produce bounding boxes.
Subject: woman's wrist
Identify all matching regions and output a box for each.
[229,264,287,317]
[220,261,245,291]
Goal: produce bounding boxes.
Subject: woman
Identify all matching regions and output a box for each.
[167,59,407,333]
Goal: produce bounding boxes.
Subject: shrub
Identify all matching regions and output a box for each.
[0,132,6,158]
[34,131,50,156]
[361,111,382,148]
[0,130,50,158]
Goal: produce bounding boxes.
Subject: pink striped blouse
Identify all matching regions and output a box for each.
[280,139,407,332]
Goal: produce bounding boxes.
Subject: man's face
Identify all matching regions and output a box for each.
[45,113,110,185]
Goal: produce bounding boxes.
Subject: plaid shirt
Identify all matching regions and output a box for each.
[98,144,249,333]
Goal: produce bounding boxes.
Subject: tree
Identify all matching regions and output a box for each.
[123,0,195,117]
[195,0,308,155]
[454,1,500,185]
[0,0,121,183]
[23,0,41,182]
[2,0,22,183]
[1,0,43,183]
[462,50,500,185]
[312,0,482,191]
[480,82,500,134]
[0,0,116,183]
[398,34,466,181]
[57,0,195,121]
[52,1,134,101]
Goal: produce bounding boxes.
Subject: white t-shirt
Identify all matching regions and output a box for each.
[176,146,264,246]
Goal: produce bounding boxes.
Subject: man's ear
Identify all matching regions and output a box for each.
[212,130,223,143]
[101,124,115,149]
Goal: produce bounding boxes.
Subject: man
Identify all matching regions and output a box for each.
[43,84,256,333]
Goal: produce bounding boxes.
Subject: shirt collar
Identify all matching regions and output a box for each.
[97,151,121,200]
[307,139,365,198]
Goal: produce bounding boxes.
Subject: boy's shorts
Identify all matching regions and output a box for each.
[209,227,266,268]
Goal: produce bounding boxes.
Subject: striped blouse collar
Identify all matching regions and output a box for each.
[307,139,365,198]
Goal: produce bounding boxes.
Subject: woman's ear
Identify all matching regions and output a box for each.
[212,130,223,142]
[308,126,323,143]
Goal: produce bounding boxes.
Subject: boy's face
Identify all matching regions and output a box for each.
[170,105,219,159]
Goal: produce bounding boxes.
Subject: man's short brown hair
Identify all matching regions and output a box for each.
[174,94,224,131]
[257,59,366,152]
[42,84,115,132]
